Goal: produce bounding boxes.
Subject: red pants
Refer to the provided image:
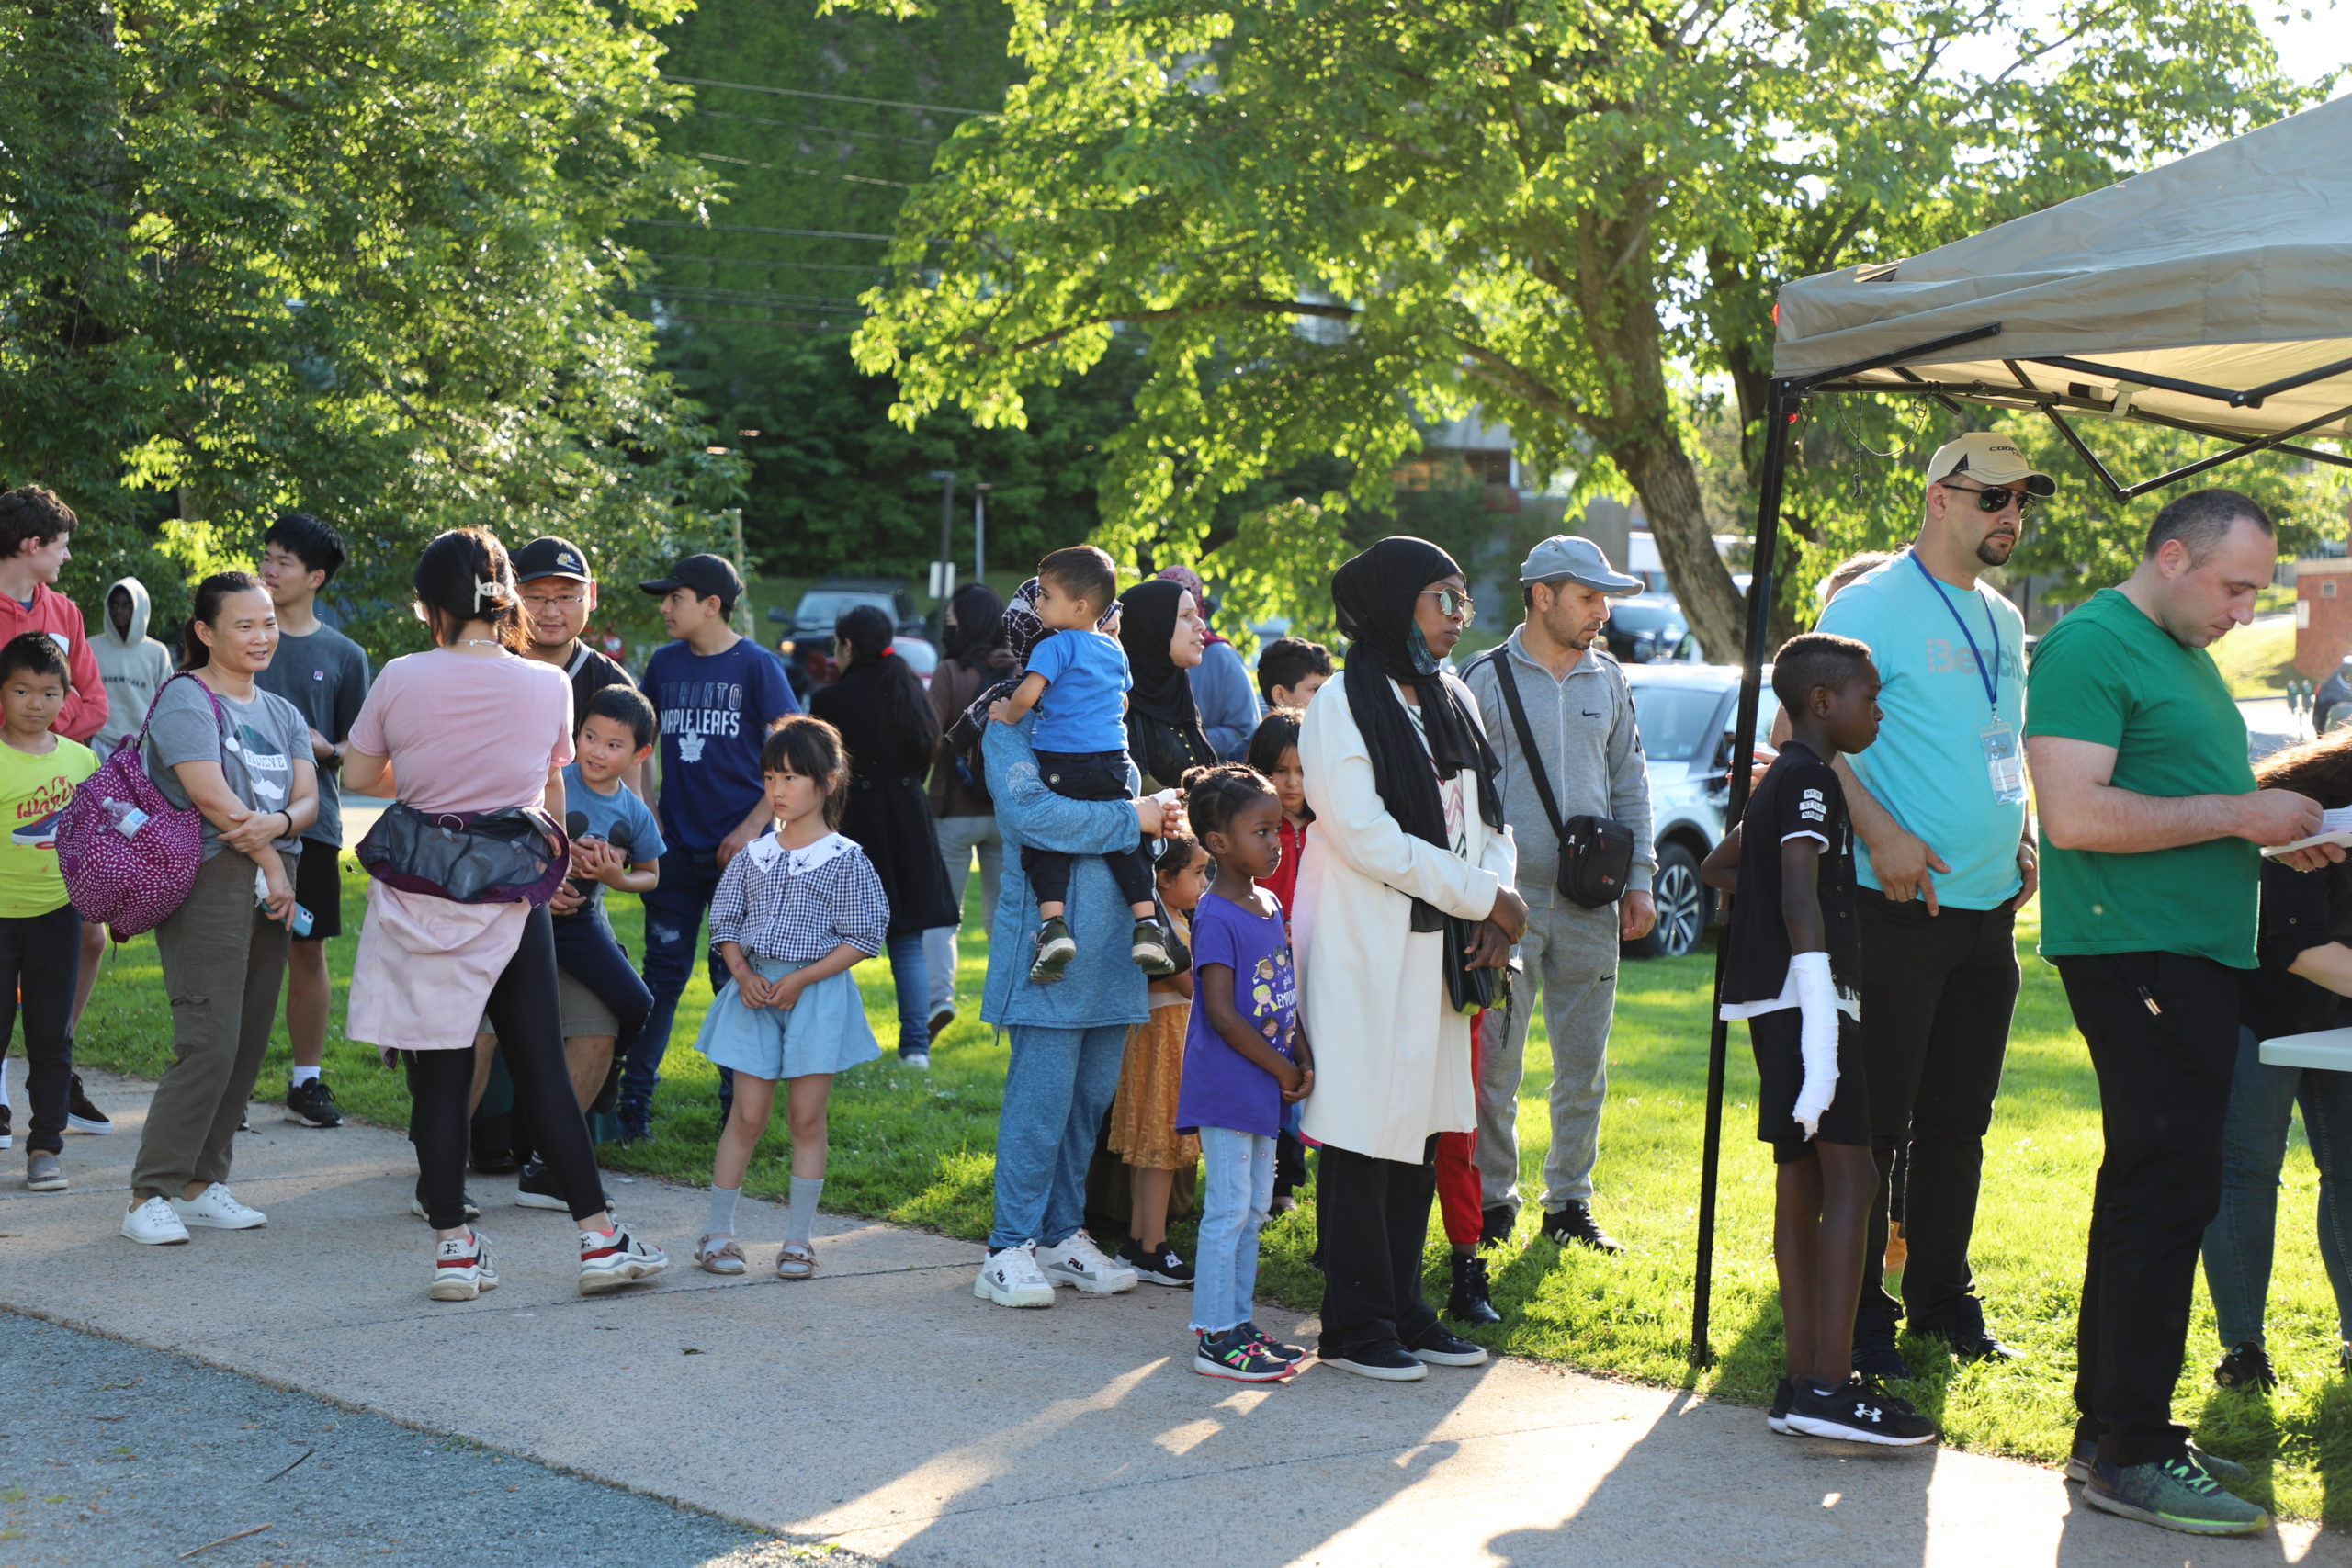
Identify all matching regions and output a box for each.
[1434,1015,1483,1247]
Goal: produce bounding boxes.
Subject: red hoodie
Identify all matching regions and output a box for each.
[0,584,108,742]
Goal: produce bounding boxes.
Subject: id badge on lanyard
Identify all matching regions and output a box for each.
[1981,719,2027,805]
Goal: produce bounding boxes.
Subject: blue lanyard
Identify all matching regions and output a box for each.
[1908,549,2002,719]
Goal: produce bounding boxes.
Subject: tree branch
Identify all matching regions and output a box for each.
[985,296,1357,356]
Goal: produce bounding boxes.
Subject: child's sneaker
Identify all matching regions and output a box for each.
[1784,1374,1939,1445]
[2085,1454,2267,1535]
[1194,1325,1297,1382]
[1130,919,1179,976]
[25,1151,65,1191]
[1768,1376,1794,1433]
[974,1242,1056,1308]
[1036,1229,1139,1294]
[577,1224,668,1293]
[429,1229,500,1301]
[66,1075,113,1134]
[1117,1237,1194,1286]
[1240,1323,1308,1364]
[1028,917,1077,983]
[170,1182,266,1230]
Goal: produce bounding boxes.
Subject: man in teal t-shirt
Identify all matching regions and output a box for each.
[1815,432,2043,1375]
[2025,488,2334,1535]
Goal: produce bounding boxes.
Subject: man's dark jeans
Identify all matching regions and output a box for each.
[622,846,730,1110]
[2056,950,2241,1468]
[1853,887,2019,1329]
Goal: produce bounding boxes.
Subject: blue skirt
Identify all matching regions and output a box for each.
[694,956,880,1081]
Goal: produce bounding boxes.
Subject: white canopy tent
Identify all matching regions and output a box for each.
[1687,93,2352,1361]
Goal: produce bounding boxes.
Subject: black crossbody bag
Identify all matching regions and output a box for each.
[1488,652,1635,909]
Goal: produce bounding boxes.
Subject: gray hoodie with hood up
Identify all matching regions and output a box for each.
[92,576,174,755]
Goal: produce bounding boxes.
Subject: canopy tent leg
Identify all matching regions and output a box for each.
[1690,377,1800,1366]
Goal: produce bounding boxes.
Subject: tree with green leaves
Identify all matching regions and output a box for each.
[836,0,2316,658]
[1,0,743,657]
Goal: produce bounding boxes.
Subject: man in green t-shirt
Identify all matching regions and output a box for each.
[2026,488,2338,1537]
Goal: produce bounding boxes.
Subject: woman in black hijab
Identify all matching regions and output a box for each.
[1294,536,1529,1381]
[811,605,961,1066]
[1116,578,1216,794]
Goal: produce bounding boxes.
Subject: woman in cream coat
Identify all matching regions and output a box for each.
[1294,536,1527,1381]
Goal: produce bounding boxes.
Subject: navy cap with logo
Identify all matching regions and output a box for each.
[639,552,744,608]
[514,536,593,583]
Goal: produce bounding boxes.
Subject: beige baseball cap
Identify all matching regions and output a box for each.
[1924,432,2054,496]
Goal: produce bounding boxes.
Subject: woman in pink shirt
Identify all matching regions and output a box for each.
[344,529,668,1303]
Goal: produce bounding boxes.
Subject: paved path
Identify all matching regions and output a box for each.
[6,1071,2348,1568]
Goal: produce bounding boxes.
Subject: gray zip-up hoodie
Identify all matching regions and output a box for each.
[92,576,174,755]
[1463,628,1655,904]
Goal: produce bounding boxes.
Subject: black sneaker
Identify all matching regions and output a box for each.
[2214,1340,2278,1392]
[1784,1375,1939,1446]
[1769,1376,1794,1434]
[1323,1343,1428,1382]
[0,1104,10,1150]
[1406,1325,1490,1367]
[616,1099,651,1145]
[1447,1252,1502,1325]
[1852,1302,1914,1381]
[1477,1202,1515,1249]
[1028,917,1077,983]
[1130,918,1179,976]
[65,1075,113,1134]
[1540,1201,1623,1254]
[1194,1325,1296,1382]
[285,1077,344,1128]
[1116,1238,1194,1286]
[1917,1293,2023,1363]
[412,1179,483,1223]
[928,1004,956,1039]
[514,1160,571,1211]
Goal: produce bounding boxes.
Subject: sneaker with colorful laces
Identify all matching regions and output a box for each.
[2085,1454,2268,1536]
[430,1229,500,1302]
[578,1224,668,1294]
[1194,1325,1297,1382]
[1239,1324,1308,1365]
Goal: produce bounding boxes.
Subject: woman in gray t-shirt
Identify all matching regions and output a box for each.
[121,573,318,1248]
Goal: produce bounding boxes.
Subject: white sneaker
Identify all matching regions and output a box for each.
[430,1229,500,1302]
[578,1225,668,1294]
[1036,1230,1139,1295]
[121,1196,191,1246]
[170,1182,266,1229]
[974,1242,1056,1308]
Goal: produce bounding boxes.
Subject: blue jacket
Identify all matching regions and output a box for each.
[1192,641,1261,761]
[979,712,1152,1031]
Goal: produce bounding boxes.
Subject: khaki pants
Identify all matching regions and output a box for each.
[130,848,295,1202]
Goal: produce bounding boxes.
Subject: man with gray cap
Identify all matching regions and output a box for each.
[1815,430,2050,1375]
[1464,536,1655,1258]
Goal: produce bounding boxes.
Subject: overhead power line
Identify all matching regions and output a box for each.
[634,219,896,243]
[695,107,940,149]
[695,150,914,189]
[643,252,888,276]
[663,73,991,118]
[663,314,852,331]
[625,285,867,314]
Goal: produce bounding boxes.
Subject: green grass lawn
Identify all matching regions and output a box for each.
[59,864,2352,1525]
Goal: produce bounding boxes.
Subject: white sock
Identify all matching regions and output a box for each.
[707,1184,741,1239]
[290,1066,322,1087]
[0,1055,11,1110]
[786,1177,823,1244]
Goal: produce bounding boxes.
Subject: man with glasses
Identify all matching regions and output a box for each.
[1815,432,2047,1377]
[1464,537,1656,1266]
[515,537,645,801]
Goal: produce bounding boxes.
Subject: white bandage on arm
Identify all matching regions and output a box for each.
[1788,951,1839,1138]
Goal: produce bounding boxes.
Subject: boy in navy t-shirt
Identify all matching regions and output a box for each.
[991,545,1175,984]
[622,553,799,1138]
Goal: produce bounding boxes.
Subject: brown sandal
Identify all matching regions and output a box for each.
[775,1241,817,1280]
[695,1235,747,1275]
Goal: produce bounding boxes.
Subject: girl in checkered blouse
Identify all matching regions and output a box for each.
[692,716,888,1281]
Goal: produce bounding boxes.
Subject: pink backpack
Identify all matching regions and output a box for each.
[56,672,225,937]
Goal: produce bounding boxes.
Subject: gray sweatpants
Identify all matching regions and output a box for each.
[1476,896,1620,1213]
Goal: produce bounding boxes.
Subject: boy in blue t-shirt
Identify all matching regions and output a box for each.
[991,545,1175,984]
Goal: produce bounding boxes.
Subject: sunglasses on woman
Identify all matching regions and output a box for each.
[1419,586,1476,626]
[1940,479,2040,513]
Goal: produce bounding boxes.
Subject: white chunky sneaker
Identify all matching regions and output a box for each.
[974,1242,1056,1308]
[1036,1229,1139,1295]
[121,1195,191,1246]
[430,1229,500,1302]
[578,1225,668,1294]
[170,1183,266,1230]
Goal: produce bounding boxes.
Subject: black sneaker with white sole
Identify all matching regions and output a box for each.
[1784,1376,1939,1445]
[1323,1343,1428,1382]
[1406,1326,1490,1368]
[285,1076,344,1128]
[1028,917,1077,983]
[514,1160,572,1211]
[1769,1376,1794,1433]
[1117,1237,1194,1286]
[411,1179,483,1223]
[0,1104,11,1150]
[66,1074,113,1134]
[2214,1340,2278,1392]
[1194,1326,1296,1382]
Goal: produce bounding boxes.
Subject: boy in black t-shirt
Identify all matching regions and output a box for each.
[1702,632,1938,1447]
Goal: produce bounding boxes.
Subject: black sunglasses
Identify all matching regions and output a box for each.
[1940,479,2040,513]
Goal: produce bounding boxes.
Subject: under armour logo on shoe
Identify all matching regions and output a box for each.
[1853,1404,1882,1423]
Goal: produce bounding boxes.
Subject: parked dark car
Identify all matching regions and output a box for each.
[768,576,929,698]
[1620,661,1782,959]
[1603,594,1698,664]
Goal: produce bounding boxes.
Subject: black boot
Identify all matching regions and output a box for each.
[1447,1251,1502,1325]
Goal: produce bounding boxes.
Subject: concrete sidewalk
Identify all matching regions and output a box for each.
[5,1071,2345,1568]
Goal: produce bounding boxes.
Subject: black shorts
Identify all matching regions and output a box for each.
[292,840,345,940]
[1747,1007,1870,1162]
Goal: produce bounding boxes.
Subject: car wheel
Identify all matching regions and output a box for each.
[1626,841,1707,960]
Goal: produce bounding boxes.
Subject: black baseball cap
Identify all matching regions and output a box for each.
[639,552,743,609]
[514,536,593,583]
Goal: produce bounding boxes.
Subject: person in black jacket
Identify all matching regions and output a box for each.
[810,606,960,1066]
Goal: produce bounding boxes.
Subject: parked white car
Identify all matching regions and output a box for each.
[1621,661,1781,959]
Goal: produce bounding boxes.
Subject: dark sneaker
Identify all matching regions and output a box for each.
[1917,1293,2023,1363]
[1117,1237,1194,1286]
[285,1076,344,1128]
[1477,1202,1515,1250]
[1406,1326,1490,1368]
[2065,1438,2252,1489]
[2214,1340,2277,1392]
[2085,1455,2267,1536]
[1323,1343,1428,1382]
[25,1151,65,1191]
[1028,917,1077,983]
[1130,919,1179,976]
[616,1100,651,1145]
[1194,1326,1296,1382]
[0,1104,11,1150]
[1447,1252,1502,1325]
[1769,1376,1794,1434]
[1784,1375,1939,1445]
[514,1160,571,1211]
[411,1179,483,1224]
[1852,1303,1913,1381]
[65,1075,113,1134]
[237,1117,253,1134]
[469,1145,521,1175]
[1540,1201,1623,1254]
[1239,1324,1308,1365]
[928,1004,956,1039]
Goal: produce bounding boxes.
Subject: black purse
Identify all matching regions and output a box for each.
[1489,650,1635,909]
[357,802,571,906]
[1442,913,1505,1014]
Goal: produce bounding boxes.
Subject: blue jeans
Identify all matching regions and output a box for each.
[1193,1126,1274,1335]
[2201,1025,2352,1347]
[623,847,730,1108]
[988,1023,1126,1251]
[887,932,929,1057]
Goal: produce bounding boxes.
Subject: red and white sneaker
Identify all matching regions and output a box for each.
[430,1229,499,1302]
[578,1224,668,1294]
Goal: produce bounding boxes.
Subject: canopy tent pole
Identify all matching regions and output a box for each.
[1690,376,1801,1364]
